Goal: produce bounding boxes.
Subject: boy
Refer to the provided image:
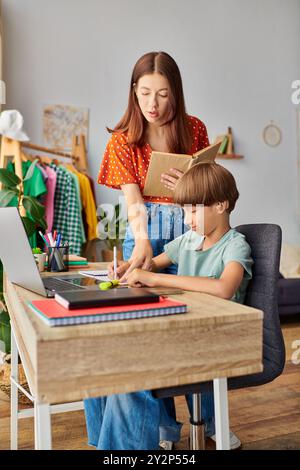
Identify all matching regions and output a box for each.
[119,163,252,303]
[85,163,252,450]
[116,163,252,449]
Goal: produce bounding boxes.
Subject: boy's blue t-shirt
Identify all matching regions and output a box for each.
[164,228,253,304]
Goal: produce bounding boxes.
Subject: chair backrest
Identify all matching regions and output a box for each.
[229,224,286,389]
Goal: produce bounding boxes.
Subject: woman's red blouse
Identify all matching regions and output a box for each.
[98,115,209,204]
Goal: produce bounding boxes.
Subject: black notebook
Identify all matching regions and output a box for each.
[54,288,160,310]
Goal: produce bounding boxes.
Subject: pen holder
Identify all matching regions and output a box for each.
[33,253,47,272]
[46,246,69,272]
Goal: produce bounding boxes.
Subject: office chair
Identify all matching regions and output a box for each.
[152,224,286,450]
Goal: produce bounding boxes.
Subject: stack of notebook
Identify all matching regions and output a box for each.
[27,296,187,327]
[67,255,89,268]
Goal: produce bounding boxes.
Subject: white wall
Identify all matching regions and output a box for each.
[2,0,300,242]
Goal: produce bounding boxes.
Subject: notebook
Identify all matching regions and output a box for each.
[78,270,110,281]
[54,288,159,309]
[27,297,187,327]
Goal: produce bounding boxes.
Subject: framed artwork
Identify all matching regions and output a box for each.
[43,104,89,150]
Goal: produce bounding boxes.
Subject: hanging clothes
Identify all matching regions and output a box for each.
[50,163,84,255]
[36,163,57,234]
[66,164,98,240]
[66,166,86,244]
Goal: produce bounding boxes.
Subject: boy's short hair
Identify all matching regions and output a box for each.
[173,163,239,213]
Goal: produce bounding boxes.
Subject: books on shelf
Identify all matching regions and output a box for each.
[217,136,228,154]
[27,297,188,327]
[143,141,221,198]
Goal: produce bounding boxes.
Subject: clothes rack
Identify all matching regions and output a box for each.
[0,134,88,216]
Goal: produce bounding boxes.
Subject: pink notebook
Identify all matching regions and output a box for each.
[27,298,187,327]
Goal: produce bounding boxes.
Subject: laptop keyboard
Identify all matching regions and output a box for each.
[43,278,83,292]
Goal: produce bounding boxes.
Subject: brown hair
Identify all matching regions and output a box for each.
[107,51,193,153]
[174,163,239,213]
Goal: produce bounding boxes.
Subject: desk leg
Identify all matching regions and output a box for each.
[213,378,230,450]
[34,403,52,450]
[10,329,18,450]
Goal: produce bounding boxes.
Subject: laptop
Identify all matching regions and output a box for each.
[0,207,101,297]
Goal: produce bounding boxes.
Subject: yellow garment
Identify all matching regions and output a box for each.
[66,165,98,240]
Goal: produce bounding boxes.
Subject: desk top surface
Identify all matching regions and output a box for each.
[4,263,264,402]
[6,262,263,342]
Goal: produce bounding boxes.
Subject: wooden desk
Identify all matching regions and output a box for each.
[4,263,263,450]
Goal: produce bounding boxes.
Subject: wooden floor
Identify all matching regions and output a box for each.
[1,315,300,450]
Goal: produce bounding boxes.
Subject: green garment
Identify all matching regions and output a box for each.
[164,228,253,304]
[6,161,47,248]
[67,170,86,244]
[50,164,84,255]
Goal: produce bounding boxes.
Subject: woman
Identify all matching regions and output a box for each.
[84,51,214,450]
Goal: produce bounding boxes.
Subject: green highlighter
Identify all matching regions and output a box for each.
[99,280,120,290]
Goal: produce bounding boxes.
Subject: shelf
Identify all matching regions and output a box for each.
[216,154,244,160]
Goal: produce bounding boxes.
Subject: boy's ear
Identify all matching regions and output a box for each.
[216,201,229,214]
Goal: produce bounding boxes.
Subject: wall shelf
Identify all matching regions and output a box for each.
[217,154,244,160]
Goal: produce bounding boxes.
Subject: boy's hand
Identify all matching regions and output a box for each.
[127,268,158,288]
[108,260,130,280]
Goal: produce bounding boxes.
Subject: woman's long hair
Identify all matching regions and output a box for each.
[107,51,193,154]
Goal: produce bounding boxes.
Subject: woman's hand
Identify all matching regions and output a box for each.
[108,260,130,280]
[161,168,184,191]
[127,268,158,288]
[119,239,153,282]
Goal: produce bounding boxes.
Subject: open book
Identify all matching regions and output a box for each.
[143,141,221,198]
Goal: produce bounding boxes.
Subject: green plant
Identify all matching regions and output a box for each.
[0,161,47,354]
[32,247,42,254]
[0,162,47,236]
[97,203,127,251]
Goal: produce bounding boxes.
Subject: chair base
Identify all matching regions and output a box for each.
[189,418,205,450]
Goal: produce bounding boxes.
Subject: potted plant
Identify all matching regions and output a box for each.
[97,203,127,261]
[0,162,47,402]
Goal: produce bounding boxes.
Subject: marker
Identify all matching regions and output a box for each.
[99,280,119,290]
[47,232,55,247]
[39,231,50,248]
[56,233,61,248]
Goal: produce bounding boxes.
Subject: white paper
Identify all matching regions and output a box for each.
[79,270,110,281]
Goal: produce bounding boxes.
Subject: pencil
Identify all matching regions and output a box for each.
[113,246,117,280]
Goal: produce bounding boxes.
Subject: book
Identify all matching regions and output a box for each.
[69,255,87,262]
[66,255,88,266]
[54,288,160,309]
[27,297,187,327]
[218,136,228,154]
[214,127,234,155]
[143,141,221,198]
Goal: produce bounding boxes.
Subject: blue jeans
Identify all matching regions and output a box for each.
[84,203,215,449]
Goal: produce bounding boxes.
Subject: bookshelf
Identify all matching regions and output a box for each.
[217,154,244,160]
[215,127,244,160]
